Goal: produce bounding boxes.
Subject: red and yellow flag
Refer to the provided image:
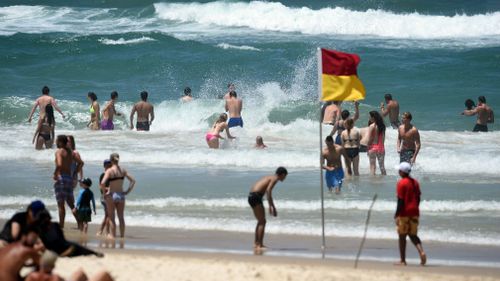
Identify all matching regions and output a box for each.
[319,48,366,101]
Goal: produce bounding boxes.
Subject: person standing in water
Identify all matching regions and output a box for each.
[380,93,400,129]
[101,91,122,130]
[248,167,287,249]
[87,92,100,130]
[181,87,193,102]
[341,118,361,176]
[130,91,155,131]
[368,111,387,175]
[322,135,346,194]
[33,104,55,150]
[225,91,243,128]
[27,86,65,123]
[205,113,235,149]
[397,112,421,164]
[462,96,494,132]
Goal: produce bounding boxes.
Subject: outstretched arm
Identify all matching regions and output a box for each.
[27,100,39,122]
[51,99,65,119]
[462,108,477,116]
[353,101,360,122]
[412,130,421,164]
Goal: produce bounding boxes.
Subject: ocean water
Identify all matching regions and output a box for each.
[1,0,500,263]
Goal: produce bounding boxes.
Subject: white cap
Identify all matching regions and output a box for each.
[397,162,412,174]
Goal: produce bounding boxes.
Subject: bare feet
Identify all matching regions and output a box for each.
[420,253,427,266]
[394,261,407,266]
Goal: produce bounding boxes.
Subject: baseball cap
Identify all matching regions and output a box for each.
[81,178,92,187]
[103,159,112,166]
[397,162,412,174]
[29,200,46,216]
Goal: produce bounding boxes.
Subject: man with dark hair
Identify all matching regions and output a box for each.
[181,87,193,102]
[53,135,77,228]
[394,162,426,266]
[101,91,122,130]
[130,91,154,131]
[0,201,47,246]
[248,167,287,249]
[380,93,400,129]
[27,86,65,123]
[225,91,243,128]
[223,83,235,100]
[322,135,346,194]
[462,96,494,132]
[397,112,421,164]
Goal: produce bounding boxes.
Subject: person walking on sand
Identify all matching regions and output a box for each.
[248,167,287,249]
[130,91,154,131]
[394,162,426,266]
[397,112,421,164]
[225,91,243,128]
[53,135,78,229]
[368,111,387,175]
[322,135,346,194]
[100,153,136,239]
[101,91,122,130]
[462,96,494,132]
[97,159,112,236]
[181,87,193,102]
[341,118,361,176]
[205,113,235,149]
[87,92,100,130]
[33,104,55,150]
[27,86,65,123]
[380,93,400,129]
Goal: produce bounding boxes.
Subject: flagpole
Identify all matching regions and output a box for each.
[317,48,326,258]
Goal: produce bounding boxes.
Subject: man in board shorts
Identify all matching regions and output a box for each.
[53,135,77,228]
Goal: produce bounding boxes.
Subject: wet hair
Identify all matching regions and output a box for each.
[256,136,263,144]
[478,96,486,103]
[56,135,68,148]
[402,111,412,121]
[341,110,350,120]
[140,91,148,101]
[227,83,234,89]
[369,111,386,134]
[218,113,228,123]
[275,167,288,176]
[111,91,118,99]
[42,86,50,95]
[229,91,237,98]
[345,118,354,130]
[465,99,475,110]
[67,135,76,150]
[325,135,334,143]
[384,93,392,101]
[45,104,55,127]
[110,153,120,164]
[87,92,97,101]
[184,87,191,96]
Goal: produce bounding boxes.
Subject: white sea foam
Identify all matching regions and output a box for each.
[98,36,156,45]
[216,43,260,51]
[154,1,500,39]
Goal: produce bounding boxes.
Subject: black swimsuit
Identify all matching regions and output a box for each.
[248,192,264,207]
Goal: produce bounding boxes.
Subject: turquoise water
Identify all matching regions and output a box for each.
[1,1,500,264]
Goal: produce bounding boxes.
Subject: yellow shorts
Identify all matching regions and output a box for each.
[397,216,419,235]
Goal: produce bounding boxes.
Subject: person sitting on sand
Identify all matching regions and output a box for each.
[254,136,267,149]
[0,231,41,281]
[248,167,287,250]
[25,250,114,281]
[394,162,426,266]
[33,104,55,150]
[0,200,47,247]
[100,153,136,239]
[205,113,235,149]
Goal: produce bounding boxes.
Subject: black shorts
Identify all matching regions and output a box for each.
[248,192,264,208]
[136,121,150,131]
[473,124,488,132]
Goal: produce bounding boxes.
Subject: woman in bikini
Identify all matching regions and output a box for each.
[367,111,387,175]
[87,92,100,130]
[33,104,55,150]
[341,118,361,176]
[100,153,135,239]
[205,113,235,149]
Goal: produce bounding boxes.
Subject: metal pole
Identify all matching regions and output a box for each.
[317,48,326,258]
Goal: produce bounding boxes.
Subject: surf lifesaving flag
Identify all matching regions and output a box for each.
[318,48,366,101]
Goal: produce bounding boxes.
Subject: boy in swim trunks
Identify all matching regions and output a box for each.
[73,178,96,234]
[101,91,122,130]
[225,91,243,128]
[248,167,287,249]
[394,162,426,266]
[322,136,346,194]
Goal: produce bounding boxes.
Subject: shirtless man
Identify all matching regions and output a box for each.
[27,86,65,123]
[322,101,342,125]
[397,112,421,164]
[0,232,40,281]
[130,91,154,131]
[248,167,287,249]
[101,91,122,130]
[380,93,400,129]
[322,135,346,194]
[53,135,77,228]
[225,91,243,128]
[181,87,193,102]
[462,96,494,132]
